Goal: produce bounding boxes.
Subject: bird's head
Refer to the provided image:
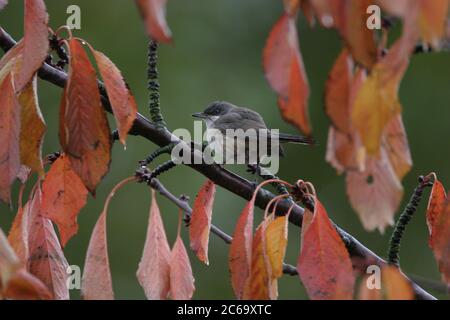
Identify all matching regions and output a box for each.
[192,101,235,123]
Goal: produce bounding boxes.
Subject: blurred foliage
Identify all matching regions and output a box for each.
[0,0,449,299]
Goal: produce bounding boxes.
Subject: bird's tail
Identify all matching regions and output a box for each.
[277,133,316,145]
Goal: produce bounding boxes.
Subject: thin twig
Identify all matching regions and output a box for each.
[148,178,298,276]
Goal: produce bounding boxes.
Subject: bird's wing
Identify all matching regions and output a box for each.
[214,108,269,133]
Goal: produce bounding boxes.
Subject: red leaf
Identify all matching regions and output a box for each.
[0,73,21,204]
[18,77,46,177]
[263,14,311,135]
[92,50,138,146]
[137,190,171,300]
[135,0,172,44]
[325,49,353,134]
[40,154,88,247]
[346,149,403,232]
[189,180,216,265]
[169,233,195,300]
[425,177,450,283]
[229,200,254,299]
[61,38,111,194]
[430,195,450,284]
[297,198,354,300]
[81,211,114,300]
[426,178,447,246]
[16,0,49,92]
[26,188,70,300]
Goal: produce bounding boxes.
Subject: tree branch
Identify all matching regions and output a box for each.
[148,178,298,276]
[0,27,435,300]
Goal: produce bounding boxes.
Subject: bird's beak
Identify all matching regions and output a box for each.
[192,112,207,119]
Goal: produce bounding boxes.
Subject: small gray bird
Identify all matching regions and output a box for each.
[192,101,314,166]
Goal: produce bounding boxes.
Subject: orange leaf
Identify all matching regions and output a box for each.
[325,49,354,134]
[417,0,450,49]
[18,76,46,177]
[263,14,311,135]
[357,275,382,300]
[229,200,254,299]
[16,0,49,92]
[40,154,88,247]
[340,0,378,69]
[426,178,447,246]
[431,197,450,284]
[346,149,403,232]
[26,188,70,300]
[189,180,216,265]
[135,0,172,44]
[351,38,408,155]
[265,215,289,279]
[170,213,195,300]
[137,190,171,300]
[0,73,21,204]
[243,219,274,300]
[381,265,414,300]
[92,50,138,146]
[297,198,354,300]
[81,211,114,300]
[61,38,111,194]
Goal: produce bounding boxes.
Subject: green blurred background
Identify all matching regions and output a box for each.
[1,0,449,299]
